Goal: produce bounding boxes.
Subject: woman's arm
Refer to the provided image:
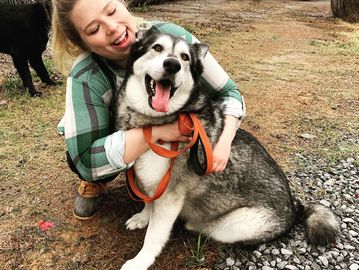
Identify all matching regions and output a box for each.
[201,53,245,172]
[212,115,239,172]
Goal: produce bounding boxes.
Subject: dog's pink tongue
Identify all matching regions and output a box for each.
[152,81,170,112]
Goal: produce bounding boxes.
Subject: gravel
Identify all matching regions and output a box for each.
[214,154,359,270]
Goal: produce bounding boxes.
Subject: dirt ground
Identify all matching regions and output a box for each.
[0,0,358,269]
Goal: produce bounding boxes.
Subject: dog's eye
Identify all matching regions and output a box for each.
[181,53,189,61]
[153,44,163,52]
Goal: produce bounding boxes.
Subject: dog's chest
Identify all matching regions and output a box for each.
[134,147,171,194]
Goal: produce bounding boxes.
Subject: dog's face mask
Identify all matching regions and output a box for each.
[125,32,208,116]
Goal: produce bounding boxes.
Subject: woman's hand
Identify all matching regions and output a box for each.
[123,120,190,164]
[152,121,191,143]
[212,115,239,173]
[212,137,232,172]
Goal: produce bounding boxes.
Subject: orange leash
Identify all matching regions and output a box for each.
[126,113,213,203]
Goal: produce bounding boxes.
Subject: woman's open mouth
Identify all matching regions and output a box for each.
[112,28,129,47]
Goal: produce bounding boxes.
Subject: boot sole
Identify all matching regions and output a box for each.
[73,209,96,220]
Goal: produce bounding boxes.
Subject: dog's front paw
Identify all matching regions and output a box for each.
[125,212,149,230]
[120,257,152,270]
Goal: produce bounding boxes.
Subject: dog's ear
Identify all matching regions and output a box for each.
[135,22,152,42]
[135,30,147,42]
[193,43,209,60]
[189,43,209,80]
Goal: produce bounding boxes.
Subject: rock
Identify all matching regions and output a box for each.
[253,251,262,259]
[324,179,336,186]
[284,265,299,270]
[293,256,301,264]
[271,248,280,255]
[226,257,235,266]
[299,133,317,140]
[277,261,287,270]
[216,155,359,270]
[280,248,293,255]
[343,244,356,250]
[318,256,329,267]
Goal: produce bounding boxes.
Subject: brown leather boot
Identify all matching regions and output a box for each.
[73,180,107,220]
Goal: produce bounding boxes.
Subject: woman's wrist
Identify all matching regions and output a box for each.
[221,115,239,142]
[123,128,150,164]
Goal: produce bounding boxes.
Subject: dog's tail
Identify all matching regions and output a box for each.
[294,199,339,246]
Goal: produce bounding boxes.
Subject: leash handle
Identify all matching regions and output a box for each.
[143,112,214,173]
[189,115,213,175]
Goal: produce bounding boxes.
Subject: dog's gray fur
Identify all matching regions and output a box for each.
[114,30,339,270]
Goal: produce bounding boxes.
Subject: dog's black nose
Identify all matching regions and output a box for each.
[163,58,181,74]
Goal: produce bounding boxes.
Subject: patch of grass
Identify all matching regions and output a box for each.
[65,260,81,270]
[272,34,279,41]
[43,57,57,75]
[29,57,56,82]
[1,75,25,98]
[322,140,359,161]
[309,39,359,55]
[133,2,148,13]
[309,27,359,56]
[294,114,359,163]
[188,233,210,267]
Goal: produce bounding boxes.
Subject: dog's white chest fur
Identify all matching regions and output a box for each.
[134,147,171,194]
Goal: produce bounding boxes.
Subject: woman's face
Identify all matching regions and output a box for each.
[71,0,137,67]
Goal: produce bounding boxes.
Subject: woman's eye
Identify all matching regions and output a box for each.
[108,8,116,16]
[88,25,100,35]
[153,44,163,52]
[181,53,189,61]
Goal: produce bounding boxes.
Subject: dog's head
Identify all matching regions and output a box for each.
[124,31,208,116]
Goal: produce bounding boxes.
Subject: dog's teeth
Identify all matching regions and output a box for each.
[150,80,155,95]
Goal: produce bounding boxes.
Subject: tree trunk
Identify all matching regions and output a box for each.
[331,0,359,21]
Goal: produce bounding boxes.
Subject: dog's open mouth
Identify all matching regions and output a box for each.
[145,74,175,112]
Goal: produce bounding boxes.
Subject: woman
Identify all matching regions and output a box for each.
[53,0,245,220]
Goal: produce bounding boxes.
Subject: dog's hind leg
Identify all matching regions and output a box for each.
[125,203,151,230]
[11,53,40,97]
[198,207,288,245]
[29,52,56,86]
[121,193,185,270]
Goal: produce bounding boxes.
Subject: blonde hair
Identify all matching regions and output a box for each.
[51,0,127,75]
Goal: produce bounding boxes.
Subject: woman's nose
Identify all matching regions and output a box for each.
[106,21,118,36]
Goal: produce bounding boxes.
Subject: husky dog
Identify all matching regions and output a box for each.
[114,31,339,270]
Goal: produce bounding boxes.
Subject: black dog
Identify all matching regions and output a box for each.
[0,1,55,96]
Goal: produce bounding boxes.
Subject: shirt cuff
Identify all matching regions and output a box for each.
[104,130,135,170]
[222,96,246,128]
